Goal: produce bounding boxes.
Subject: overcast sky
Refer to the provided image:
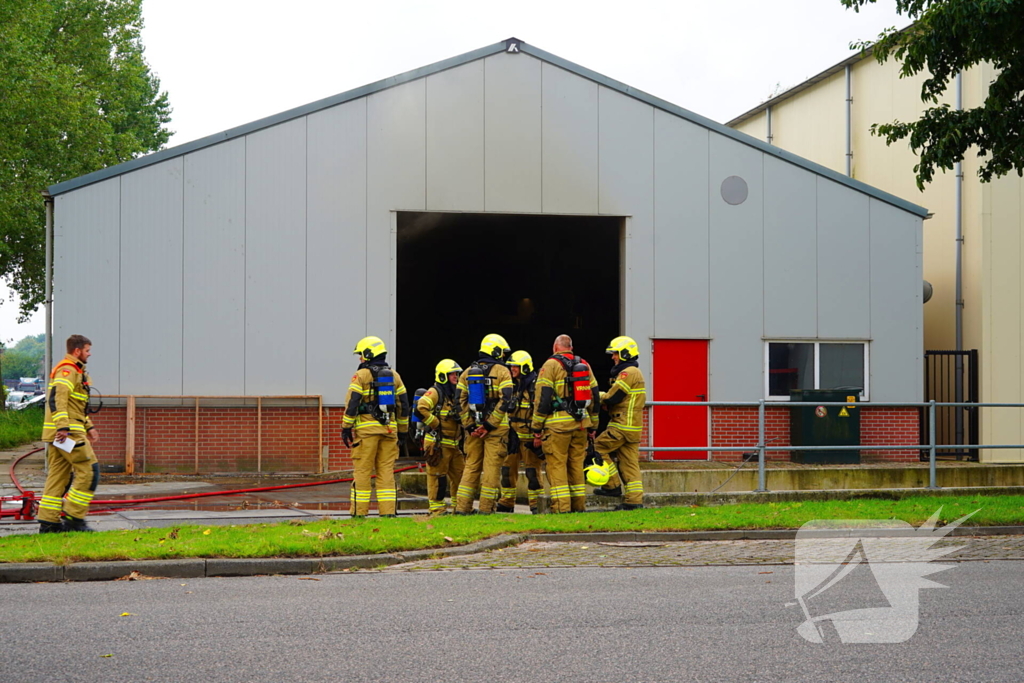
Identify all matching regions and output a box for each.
[1,0,907,346]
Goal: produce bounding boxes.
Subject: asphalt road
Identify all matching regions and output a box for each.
[2,560,1022,683]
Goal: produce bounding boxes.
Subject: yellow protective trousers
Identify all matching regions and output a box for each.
[37,440,99,524]
[349,432,399,516]
[594,427,643,505]
[541,429,587,513]
[426,445,464,514]
[455,430,507,514]
[498,439,545,511]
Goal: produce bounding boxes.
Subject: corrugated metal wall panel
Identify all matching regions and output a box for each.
[119,159,183,394]
[426,61,484,212]
[484,53,542,213]
[182,139,246,395]
[869,198,923,401]
[817,177,870,338]
[541,64,598,214]
[599,87,655,382]
[653,111,710,339]
[367,79,426,361]
[53,178,121,392]
[244,119,307,395]
[763,156,817,338]
[306,101,367,403]
[709,135,764,400]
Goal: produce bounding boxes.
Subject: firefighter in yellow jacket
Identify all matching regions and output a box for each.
[38,335,100,533]
[416,359,465,515]
[531,334,600,513]
[455,333,514,514]
[594,336,647,510]
[496,351,545,513]
[342,336,410,518]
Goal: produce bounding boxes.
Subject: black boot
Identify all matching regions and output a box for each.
[39,520,65,534]
[380,514,398,518]
[62,516,96,532]
[594,486,622,497]
[495,504,515,513]
[613,503,644,511]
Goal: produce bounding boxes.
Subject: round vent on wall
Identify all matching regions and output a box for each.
[721,176,748,205]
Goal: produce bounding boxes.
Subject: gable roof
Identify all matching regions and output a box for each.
[48,38,927,218]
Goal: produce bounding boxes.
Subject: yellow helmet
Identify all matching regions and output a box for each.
[606,335,639,361]
[584,461,611,486]
[480,333,511,361]
[353,336,387,361]
[507,350,533,374]
[435,359,463,384]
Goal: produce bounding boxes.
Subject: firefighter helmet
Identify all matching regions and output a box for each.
[507,350,533,374]
[353,336,387,361]
[606,336,639,361]
[480,333,511,361]
[435,359,463,384]
[584,461,611,486]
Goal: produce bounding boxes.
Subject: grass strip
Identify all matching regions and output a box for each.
[1,493,1020,565]
[0,406,42,450]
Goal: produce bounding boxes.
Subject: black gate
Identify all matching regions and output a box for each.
[921,350,979,461]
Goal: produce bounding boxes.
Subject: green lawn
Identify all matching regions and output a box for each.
[0,406,42,449]
[1,494,1017,564]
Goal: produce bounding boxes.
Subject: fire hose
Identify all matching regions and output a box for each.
[1,447,423,521]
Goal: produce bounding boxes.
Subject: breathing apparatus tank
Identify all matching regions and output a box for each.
[411,388,427,440]
[374,367,396,424]
[467,363,489,425]
[571,359,592,411]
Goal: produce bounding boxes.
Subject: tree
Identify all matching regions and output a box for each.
[1,334,46,380]
[842,0,1024,189]
[0,0,171,319]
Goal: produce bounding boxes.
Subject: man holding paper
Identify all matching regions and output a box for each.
[38,335,100,533]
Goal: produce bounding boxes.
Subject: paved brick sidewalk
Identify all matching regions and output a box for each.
[385,535,1024,571]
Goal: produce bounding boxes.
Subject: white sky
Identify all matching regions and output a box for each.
[0,0,907,346]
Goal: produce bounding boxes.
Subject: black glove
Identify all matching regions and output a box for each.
[507,430,520,455]
[399,433,410,460]
[342,428,353,448]
[587,428,596,442]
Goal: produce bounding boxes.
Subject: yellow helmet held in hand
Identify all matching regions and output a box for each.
[584,461,611,486]
[354,336,387,361]
[480,333,511,361]
[606,336,639,361]
[435,359,463,384]
[507,350,533,374]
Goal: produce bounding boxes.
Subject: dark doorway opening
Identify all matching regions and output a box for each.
[396,212,622,391]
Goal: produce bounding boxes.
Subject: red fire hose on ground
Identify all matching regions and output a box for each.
[1,448,422,521]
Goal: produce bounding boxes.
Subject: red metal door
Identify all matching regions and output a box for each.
[652,339,709,460]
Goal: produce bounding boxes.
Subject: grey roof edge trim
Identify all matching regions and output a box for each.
[49,36,927,218]
[48,40,510,196]
[725,50,872,128]
[522,42,928,218]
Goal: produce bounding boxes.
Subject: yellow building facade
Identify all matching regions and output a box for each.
[729,56,1021,461]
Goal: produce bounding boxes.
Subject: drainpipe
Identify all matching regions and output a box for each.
[43,191,53,377]
[766,106,773,145]
[845,64,853,176]
[955,71,965,446]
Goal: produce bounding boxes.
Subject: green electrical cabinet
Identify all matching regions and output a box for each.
[789,389,861,464]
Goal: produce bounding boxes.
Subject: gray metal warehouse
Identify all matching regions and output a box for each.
[46,38,928,473]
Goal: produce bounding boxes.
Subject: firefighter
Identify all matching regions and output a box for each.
[497,350,545,513]
[38,334,100,533]
[531,334,600,513]
[342,336,410,518]
[594,335,647,510]
[416,359,466,515]
[454,333,514,514]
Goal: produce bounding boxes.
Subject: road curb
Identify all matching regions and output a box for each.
[1,528,1019,583]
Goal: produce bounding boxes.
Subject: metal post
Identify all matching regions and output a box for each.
[766,106,773,145]
[257,396,263,473]
[194,397,200,475]
[756,399,767,492]
[928,400,939,489]
[845,64,853,176]
[954,71,965,450]
[125,396,136,475]
[43,192,53,379]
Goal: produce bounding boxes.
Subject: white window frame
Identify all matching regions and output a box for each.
[764,341,869,401]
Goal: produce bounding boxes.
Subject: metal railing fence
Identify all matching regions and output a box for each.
[641,400,1024,493]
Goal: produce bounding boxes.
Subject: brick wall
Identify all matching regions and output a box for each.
[706,406,919,462]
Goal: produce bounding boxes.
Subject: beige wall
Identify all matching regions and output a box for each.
[729,57,1023,460]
